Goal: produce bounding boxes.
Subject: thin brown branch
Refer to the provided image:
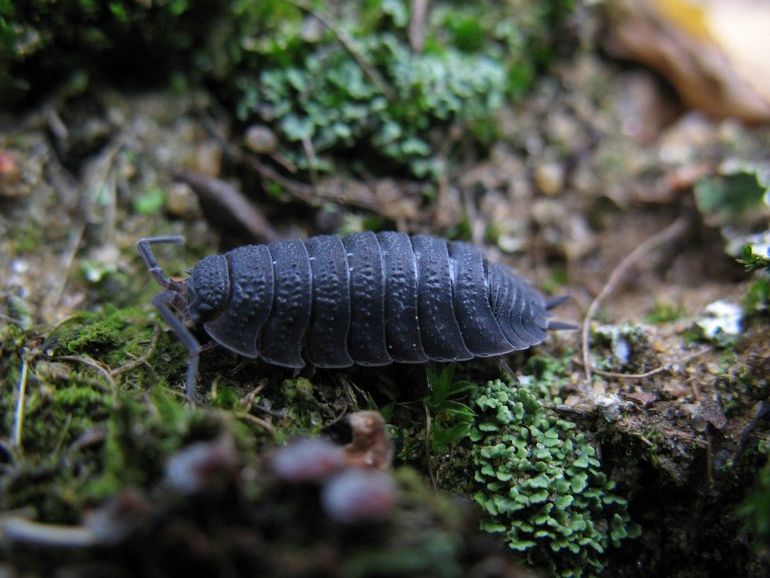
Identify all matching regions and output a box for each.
[57,355,116,393]
[423,402,437,490]
[409,0,430,53]
[110,327,160,378]
[200,115,320,209]
[236,412,277,436]
[174,170,281,244]
[0,312,25,327]
[242,152,316,203]
[300,135,319,191]
[581,216,690,383]
[47,224,85,313]
[573,346,711,381]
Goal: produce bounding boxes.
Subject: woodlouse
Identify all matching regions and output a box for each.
[137,232,572,400]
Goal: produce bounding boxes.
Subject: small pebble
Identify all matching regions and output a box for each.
[165,182,201,219]
[244,125,278,154]
[533,162,565,196]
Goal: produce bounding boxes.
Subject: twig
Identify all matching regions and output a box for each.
[322,400,350,430]
[199,115,312,202]
[82,137,125,244]
[47,224,85,313]
[423,402,437,490]
[284,0,396,101]
[12,355,29,449]
[52,414,73,456]
[573,347,711,381]
[409,0,430,53]
[57,355,116,393]
[110,326,160,378]
[174,170,281,244]
[240,383,266,411]
[581,217,689,383]
[0,516,96,548]
[236,412,277,436]
[242,152,316,203]
[300,135,319,190]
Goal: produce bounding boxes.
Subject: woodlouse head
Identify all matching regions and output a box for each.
[185,254,230,323]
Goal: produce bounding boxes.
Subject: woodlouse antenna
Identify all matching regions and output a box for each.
[137,236,200,402]
[152,291,202,402]
[136,236,185,289]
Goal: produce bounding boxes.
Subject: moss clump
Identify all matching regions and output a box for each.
[470,379,639,577]
[2,406,529,577]
[3,0,575,174]
[85,388,257,500]
[221,0,575,177]
[47,304,187,391]
[52,306,154,365]
[645,301,685,324]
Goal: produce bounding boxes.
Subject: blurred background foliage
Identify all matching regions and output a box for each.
[0,0,574,176]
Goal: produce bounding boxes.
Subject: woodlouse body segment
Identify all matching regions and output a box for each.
[378,232,428,363]
[203,245,273,358]
[412,235,474,362]
[304,235,354,368]
[260,240,312,367]
[137,232,572,401]
[344,232,392,366]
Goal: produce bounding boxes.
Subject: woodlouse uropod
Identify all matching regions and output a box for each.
[137,232,573,401]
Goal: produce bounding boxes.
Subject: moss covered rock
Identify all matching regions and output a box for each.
[470,378,639,576]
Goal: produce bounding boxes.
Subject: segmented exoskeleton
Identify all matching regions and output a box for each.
[137,232,572,400]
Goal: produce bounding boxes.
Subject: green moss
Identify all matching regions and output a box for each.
[646,301,685,324]
[85,388,198,499]
[424,365,476,454]
[4,0,574,176]
[0,303,209,522]
[47,304,187,391]
[694,167,769,225]
[267,377,326,441]
[221,0,574,178]
[744,278,769,316]
[470,378,639,577]
[235,31,505,178]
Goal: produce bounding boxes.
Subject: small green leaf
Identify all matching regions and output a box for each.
[133,188,166,215]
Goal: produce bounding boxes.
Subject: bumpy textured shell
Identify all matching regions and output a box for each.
[185,232,551,367]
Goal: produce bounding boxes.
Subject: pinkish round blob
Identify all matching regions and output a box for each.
[271,438,346,482]
[321,469,397,523]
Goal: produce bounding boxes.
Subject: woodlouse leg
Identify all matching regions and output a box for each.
[152,290,202,402]
[136,236,185,288]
